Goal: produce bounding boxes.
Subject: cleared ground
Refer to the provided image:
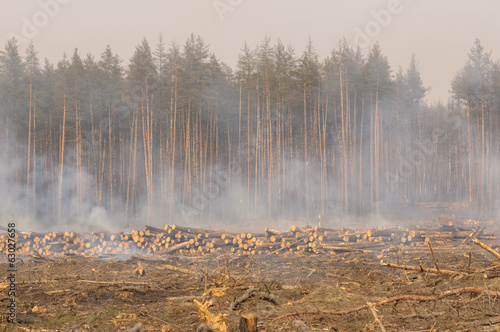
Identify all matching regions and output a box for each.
[1,218,500,331]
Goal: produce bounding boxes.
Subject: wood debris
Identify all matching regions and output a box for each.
[272,287,500,322]
[193,299,227,332]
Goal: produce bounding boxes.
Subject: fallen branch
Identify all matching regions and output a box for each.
[473,238,500,260]
[229,288,278,311]
[156,264,196,275]
[367,302,387,332]
[165,295,203,301]
[31,251,59,262]
[200,269,229,288]
[402,311,445,319]
[271,287,500,322]
[15,279,69,285]
[381,262,465,276]
[461,227,484,244]
[474,315,500,326]
[76,280,149,285]
[427,241,440,272]
[44,289,72,295]
[194,299,227,332]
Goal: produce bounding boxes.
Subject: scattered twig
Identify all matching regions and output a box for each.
[381,262,465,276]
[141,312,182,329]
[367,302,387,332]
[427,241,440,272]
[204,267,208,292]
[479,265,500,273]
[461,226,484,244]
[165,295,202,301]
[32,251,58,262]
[402,311,445,319]
[76,280,149,285]
[156,264,196,275]
[473,315,500,326]
[200,269,228,288]
[271,287,500,322]
[286,298,325,306]
[467,250,472,272]
[44,289,72,295]
[225,256,230,280]
[15,279,62,285]
[68,306,106,330]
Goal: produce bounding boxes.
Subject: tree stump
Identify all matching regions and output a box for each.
[239,311,258,332]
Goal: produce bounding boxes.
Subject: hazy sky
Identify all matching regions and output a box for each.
[1,0,499,102]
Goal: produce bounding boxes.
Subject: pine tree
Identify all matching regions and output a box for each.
[24,42,41,217]
[128,38,157,222]
[154,34,169,117]
[295,38,320,216]
[0,38,25,131]
[451,39,494,209]
[404,54,428,108]
[55,53,70,224]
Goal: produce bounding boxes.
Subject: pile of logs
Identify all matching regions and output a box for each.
[0,220,497,258]
[0,230,138,257]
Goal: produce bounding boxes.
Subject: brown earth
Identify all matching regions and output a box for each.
[1,219,500,332]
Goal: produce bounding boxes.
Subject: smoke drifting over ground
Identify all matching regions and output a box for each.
[0,108,499,233]
[1,37,499,233]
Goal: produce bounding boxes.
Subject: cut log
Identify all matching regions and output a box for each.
[264,228,282,236]
[144,225,165,234]
[164,241,191,254]
[290,225,311,234]
[170,224,227,235]
[473,238,500,260]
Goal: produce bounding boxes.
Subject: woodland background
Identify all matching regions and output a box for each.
[0,35,499,230]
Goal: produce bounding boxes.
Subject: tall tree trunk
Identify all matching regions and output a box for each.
[26,77,33,216]
[58,85,67,223]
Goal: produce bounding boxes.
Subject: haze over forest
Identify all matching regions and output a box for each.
[1,1,499,231]
[3,0,500,102]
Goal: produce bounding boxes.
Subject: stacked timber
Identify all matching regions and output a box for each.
[0,220,497,258]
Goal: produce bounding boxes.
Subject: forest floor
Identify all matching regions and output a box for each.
[1,218,500,332]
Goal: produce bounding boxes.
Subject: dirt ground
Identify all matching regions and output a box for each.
[1,219,500,331]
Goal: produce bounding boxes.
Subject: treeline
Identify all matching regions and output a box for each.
[0,35,499,229]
